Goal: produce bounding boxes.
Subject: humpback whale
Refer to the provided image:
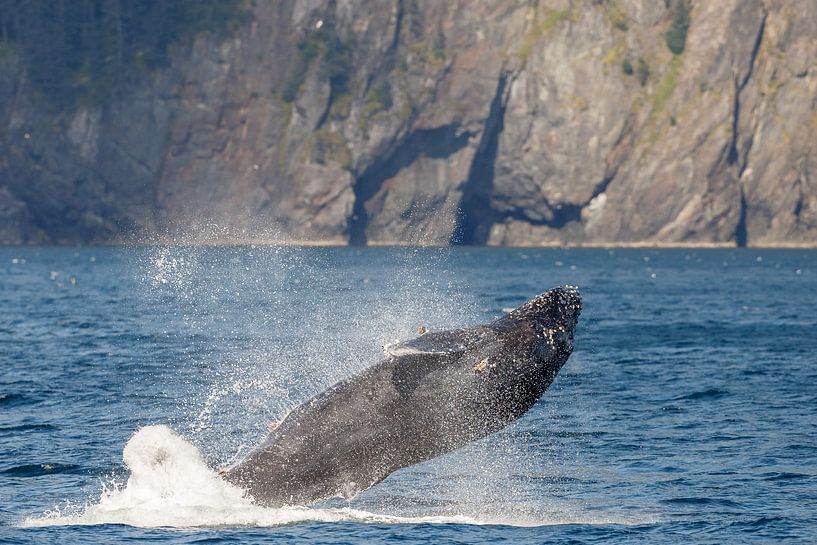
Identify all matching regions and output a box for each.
[224,286,581,506]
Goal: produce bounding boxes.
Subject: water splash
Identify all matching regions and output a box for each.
[24,227,629,530]
[23,425,653,529]
[135,236,475,468]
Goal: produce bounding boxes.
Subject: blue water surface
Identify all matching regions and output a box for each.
[1,247,815,544]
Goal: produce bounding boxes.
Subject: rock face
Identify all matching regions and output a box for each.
[1,0,815,246]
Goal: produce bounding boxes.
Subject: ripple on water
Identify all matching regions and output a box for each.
[661,497,744,509]
[0,423,56,433]
[0,392,38,408]
[2,247,817,543]
[1,463,86,477]
[674,388,730,401]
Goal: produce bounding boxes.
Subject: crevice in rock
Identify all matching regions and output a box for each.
[729,11,765,246]
[735,185,748,247]
[314,89,334,130]
[727,87,741,165]
[793,193,803,219]
[500,202,582,229]
[450,73,509,245]
[348,124,472,245]
[152,102,177,226]
[452,73,627,242]
[108,139,155,176]
[728,11,766,165]
[793,167,806,223]
[584,171,616,208]
[391,0,404,53]
[494,170,616,230]
[360,0,403,104]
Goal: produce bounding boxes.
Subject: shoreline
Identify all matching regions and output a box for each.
[1,240,816,249]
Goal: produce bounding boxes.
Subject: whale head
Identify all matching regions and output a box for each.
[509,285,581,364]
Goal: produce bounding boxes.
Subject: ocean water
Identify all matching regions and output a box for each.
[1,246,815,544]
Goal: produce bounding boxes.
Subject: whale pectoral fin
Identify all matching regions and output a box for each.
[385,328,488,358]
[385,327,501,394]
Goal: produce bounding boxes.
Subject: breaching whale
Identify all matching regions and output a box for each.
[223,286,581,506]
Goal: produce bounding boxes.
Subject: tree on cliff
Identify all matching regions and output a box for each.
[664,0,690,55]
[0,0,248,106]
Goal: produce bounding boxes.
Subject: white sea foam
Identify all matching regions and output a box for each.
[22,425,654,529]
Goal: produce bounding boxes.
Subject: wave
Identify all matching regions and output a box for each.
[674,388,729,401]
[22,425,655,529]
[2,463,83,477]
[0,423,56,433]
[0,393,34,408]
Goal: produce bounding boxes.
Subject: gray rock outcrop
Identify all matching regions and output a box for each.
[1,0,815,246]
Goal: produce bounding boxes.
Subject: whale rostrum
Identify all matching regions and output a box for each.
[223,286,582,506]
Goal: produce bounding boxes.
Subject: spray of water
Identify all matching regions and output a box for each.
[23,219,653,528]
[133,222,475,462]
[22,425,651,528]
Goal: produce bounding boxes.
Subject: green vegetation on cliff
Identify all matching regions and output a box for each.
[664,1,691,55]
[281,17,352,104]
[364,80,393,115]
[637,57,649,85]
[0,0,249,106]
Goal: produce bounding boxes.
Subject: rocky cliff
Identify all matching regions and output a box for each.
[1,0,815,246]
